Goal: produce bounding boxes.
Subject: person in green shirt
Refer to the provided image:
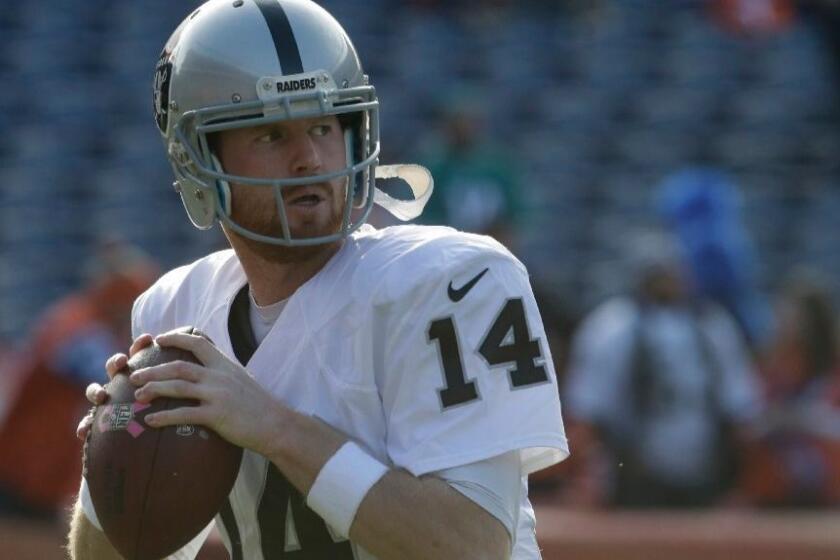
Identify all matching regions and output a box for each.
[419,93,523,249]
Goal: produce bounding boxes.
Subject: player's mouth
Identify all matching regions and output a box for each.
[285,186,326,208]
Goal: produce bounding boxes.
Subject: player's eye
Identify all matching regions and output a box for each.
[311,124,332,137]
[255,129,284,143]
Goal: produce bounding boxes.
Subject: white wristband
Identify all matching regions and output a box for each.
[306,441,389,538]
[79,477,103,531]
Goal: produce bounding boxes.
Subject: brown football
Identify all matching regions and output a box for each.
[84,327,242,560]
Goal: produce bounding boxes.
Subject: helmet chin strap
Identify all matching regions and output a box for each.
[210,153,233,216]
[373,164,434,221]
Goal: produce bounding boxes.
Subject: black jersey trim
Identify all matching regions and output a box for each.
[228,284,258,365]
[219,498,243,560]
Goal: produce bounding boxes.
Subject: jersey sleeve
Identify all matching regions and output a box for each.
[434,451,521,545]
[376,254,568,477]
[131,287,174,341]
[131,291,149,340]
[130,259,202,340]
[131,276,174,340]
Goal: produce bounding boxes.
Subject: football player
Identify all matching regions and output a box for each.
[68,1,568,558]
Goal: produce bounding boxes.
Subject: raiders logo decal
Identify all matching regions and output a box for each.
[153,51,173,133]
[154,17,188,133]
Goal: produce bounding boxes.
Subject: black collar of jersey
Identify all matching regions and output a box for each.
[229,284,259,365]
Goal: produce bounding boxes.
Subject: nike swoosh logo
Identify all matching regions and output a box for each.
[448,268,489,302]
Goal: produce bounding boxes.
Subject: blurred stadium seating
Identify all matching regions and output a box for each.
[0,0,839,341]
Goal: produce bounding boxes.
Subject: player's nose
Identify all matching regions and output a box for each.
[287,134,322,176]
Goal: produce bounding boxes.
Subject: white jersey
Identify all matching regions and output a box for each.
[132,224,568,559]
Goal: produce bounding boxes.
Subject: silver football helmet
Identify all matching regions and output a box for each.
[154,0,431,246]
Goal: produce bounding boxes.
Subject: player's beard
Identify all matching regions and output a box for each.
[225,182,346,264]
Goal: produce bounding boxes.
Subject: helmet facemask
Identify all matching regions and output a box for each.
[169,75,380,247]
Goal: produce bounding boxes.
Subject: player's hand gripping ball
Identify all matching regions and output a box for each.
[83,327,243,560]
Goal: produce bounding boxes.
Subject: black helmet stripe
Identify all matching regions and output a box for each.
[253,0,304,75]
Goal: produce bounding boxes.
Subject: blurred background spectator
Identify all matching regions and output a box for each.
[657,167,773,349]
[0,240,157,521]
[561,230,762,508]
[417,90,525,249]
[710,0,796,36]
[736,271,840,507]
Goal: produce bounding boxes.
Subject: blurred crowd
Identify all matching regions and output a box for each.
[1,0,840,529]
[533,177,840,511]
[0,241,157,520]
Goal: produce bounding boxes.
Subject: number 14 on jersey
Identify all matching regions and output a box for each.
[428,298,549,409]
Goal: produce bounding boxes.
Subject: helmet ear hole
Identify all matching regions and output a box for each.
[174,174,217,230]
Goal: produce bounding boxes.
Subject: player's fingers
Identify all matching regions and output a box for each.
[143,406,206,429]
[155,332,220,366]
[131,361,205,385]
[129,333,155,356]
[134,379,206,403]
[191,329,214,344]
[105,353,128,378]
[85,383,108,405]
[76,412,95,440]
